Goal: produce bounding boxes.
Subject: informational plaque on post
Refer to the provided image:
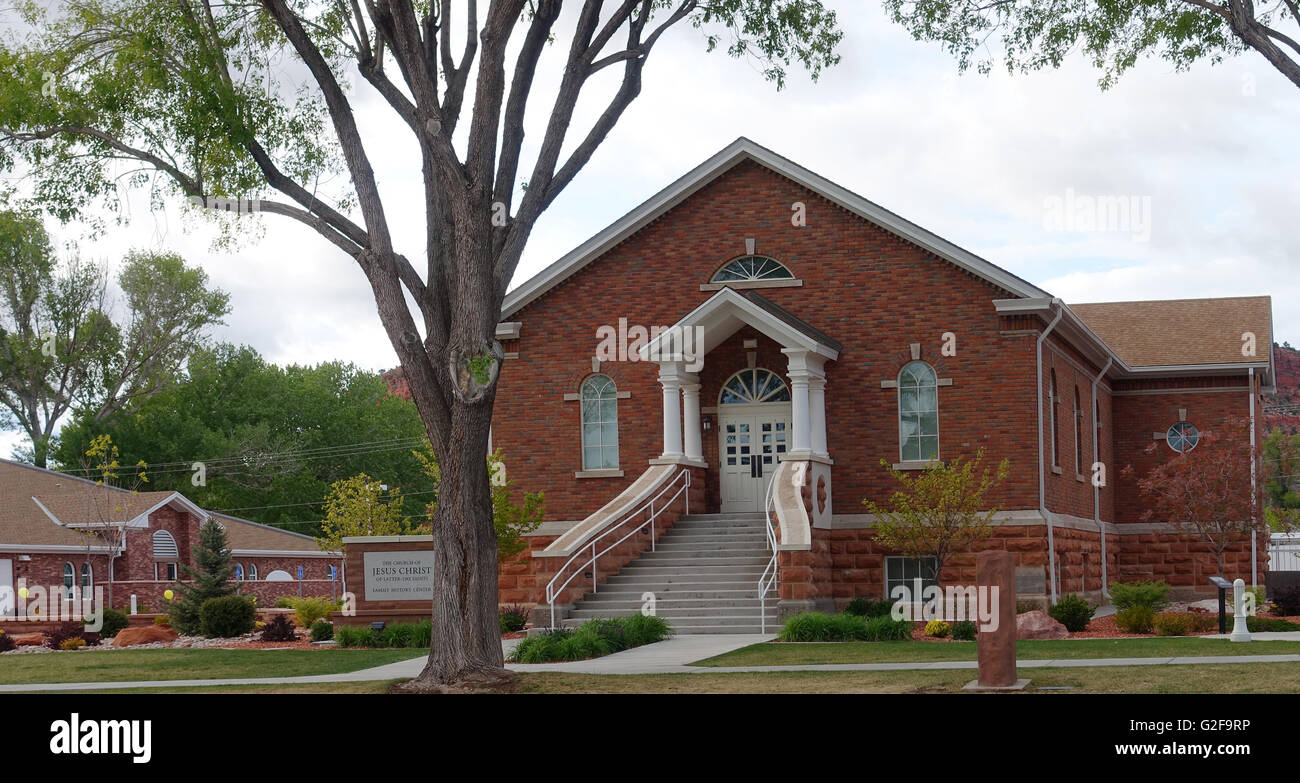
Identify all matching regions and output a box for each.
[362,550,435,602]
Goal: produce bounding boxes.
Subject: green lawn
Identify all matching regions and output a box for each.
[692,637,1300,667]
[506,662,1300,693]
[0,648,425,685]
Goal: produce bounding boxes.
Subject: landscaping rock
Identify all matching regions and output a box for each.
[1016,610,1069,640]
[13,632,45,646]
[113,625,180,647]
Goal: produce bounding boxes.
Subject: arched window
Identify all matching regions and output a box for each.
[1073,387,1083,472]
[247,563,258,581]
[1049,370,1060,468]
[152,530,179,560]
[719,368,790,404]
[62,562,74,599]
[235,563,245,581]
[898,361,938,462]
[710,255,794,283]
[580,374,619,470]
[80,562,92,595]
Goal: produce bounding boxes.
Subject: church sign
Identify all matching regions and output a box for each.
[362,550,435,602]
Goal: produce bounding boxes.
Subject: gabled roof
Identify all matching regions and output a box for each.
[501,137,1050,318]
[1069,296,1272,368]
[0,458,324,553]
[639,287,842,361]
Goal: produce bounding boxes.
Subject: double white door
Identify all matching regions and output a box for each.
[720,410,790,512]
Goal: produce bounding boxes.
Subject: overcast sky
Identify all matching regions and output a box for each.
[4,3,1298,458]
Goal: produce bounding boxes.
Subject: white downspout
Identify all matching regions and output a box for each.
[1036,299,1065,605]
[1091,356,1113,601]
[1249,367,1257,587]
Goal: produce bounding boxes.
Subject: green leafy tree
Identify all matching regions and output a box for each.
[883,0,1300,90]
[0,216,230,467]
[416,448,544,561]
[1262,426,1300,532]
[171,519,238,636]
[51,343,435,532]
[0,0,842,688]
[864,449,1011,587]
[316,472,412,552]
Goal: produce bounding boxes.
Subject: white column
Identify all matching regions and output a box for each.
[809,376,828,458]
[681,381,703,462]
[782,349,825,458]
[659,362,684,459]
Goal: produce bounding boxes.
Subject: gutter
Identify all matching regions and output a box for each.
[1036,299,1065,605]
[1250,366,1258,586]
[1090,355,1114,600]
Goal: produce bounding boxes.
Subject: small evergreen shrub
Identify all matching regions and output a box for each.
[199,596,256,638]
[310,620,333,642]
[98,608,129,639]
[0,632,14,652]
[499,604,529,634]
[260,614,297,642]
[1049,593,1096,632]
[844,598,895,618]
[1270,585,1300,616]
[924,620,950,638]
[1153,612,1193,636]
[59,637,86,651]
[1115,606,1155,634]
[951,620,977,641]
[1109,580,1171,613]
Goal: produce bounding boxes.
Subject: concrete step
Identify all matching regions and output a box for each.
[657,530,769,541]
[653,541,769,552]
[583,588,769,601]
[570,605,776,619]
[677,513,767,521]
[603,572,765,585]
[671,519,767,530]
[561,614,777,629]
[617,564,773,576]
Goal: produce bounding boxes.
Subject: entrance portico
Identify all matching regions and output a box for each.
[640,287,841,513]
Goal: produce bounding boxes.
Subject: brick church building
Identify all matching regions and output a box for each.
[434,139,1275,630]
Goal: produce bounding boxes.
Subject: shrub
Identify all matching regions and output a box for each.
[1115,606,1155,634]
[951,620,977,641]
[260,614,297,642]
[1109,580,1171,613]
[1049,594,1096,632]
[1153,612,1193,636]
[864,615,914,641]
[310,620,334,642]
[1015,600,1039,614]
[289,598,334,628]
[274,596,295,609]
[199,596,256,638]
[924,620,950,638]
[1187,612,1218,632]
[1247,616,1300,632]
[335,625,378,648]
[334,621,432,648]
[1247,585,1267,614]
[1270,585,1300,616]
[0,632,14,652]
[507,614,671,662]
[59,637,86,651]
[153,615,171,627]
[844,598,895,618]
[98,608,129,639]
[499,604,530,634]
[45,622,99,649]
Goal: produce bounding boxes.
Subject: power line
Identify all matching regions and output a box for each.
[56,436,431,477]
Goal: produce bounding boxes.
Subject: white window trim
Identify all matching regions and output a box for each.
[248,563,258,581]
[579,374,620,471]
[884,555,940,599]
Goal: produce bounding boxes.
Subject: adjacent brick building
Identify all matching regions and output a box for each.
[0,458,342,620]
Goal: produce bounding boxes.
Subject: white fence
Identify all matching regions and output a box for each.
[1269,534,1300,572]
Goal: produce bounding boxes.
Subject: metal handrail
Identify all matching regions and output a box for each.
[758,461,783,633]
[545,468,691,629]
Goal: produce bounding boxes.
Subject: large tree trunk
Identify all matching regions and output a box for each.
[406,397,510,690]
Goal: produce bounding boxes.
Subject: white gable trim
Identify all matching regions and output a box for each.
[638,287,840,361]
[502,137,1049,318]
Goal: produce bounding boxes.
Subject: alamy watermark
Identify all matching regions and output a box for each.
[594,318,705,372]
[889,580,1000,632]
[1,581,104,632]
[1043,189,1152,242]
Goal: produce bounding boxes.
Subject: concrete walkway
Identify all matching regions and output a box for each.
[2,633,1297,692]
